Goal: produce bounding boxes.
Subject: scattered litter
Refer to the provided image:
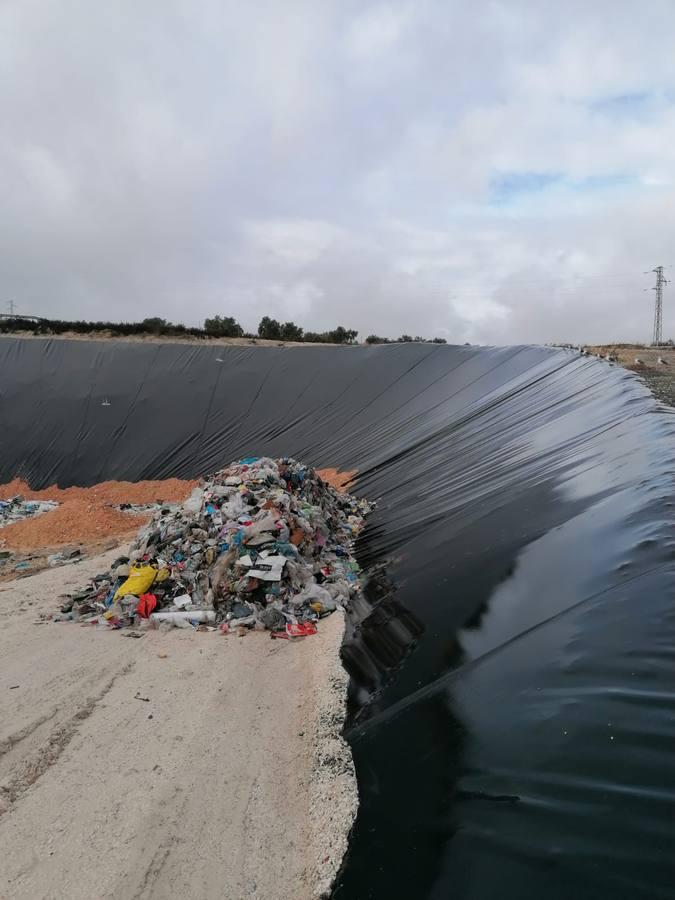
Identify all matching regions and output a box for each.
[115,501,177,517]
[134,692,150,702]
[136,593,157,618]
[271,621,318,640]
[9,684,19,689]
[48,548,82,567]
[0,496,58,529]
[57,457,371,639]
[152,609,216,624]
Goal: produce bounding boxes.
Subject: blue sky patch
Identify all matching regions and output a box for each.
[489,171,563,203]
[590,92,653,115]
[489,170,637,204]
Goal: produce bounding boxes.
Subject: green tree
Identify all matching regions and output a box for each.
[141,317,169,333]
[304,325,358,344]
[328,326,358,344]
[204,315,244,337]
[279,321,304,341]
[258,316,282,340]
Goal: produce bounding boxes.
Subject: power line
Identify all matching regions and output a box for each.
[427,283,644,298]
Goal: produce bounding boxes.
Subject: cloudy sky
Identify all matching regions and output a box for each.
[2,0,675,344]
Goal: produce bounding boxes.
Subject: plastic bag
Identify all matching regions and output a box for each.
[113,564,157,600]
[289,584,335,609]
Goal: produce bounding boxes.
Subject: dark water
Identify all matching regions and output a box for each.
[1,339,674,898]
[337,353,675,899]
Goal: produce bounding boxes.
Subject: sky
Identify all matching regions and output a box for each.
[1,0,675,345]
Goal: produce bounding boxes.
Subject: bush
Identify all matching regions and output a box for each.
[203,315,244,338]
[280,321,304,341]
[1,314,362,345]
[141,317,170,334]
[257,316,282,340]
[306,326,358,344]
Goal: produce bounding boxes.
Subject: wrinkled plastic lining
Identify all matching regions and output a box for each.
[2,337,674,899]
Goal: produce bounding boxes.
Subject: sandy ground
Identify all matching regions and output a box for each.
[0,547,357,900]
[585,345,675,407]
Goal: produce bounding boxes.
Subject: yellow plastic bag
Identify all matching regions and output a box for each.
[113,564,157,600]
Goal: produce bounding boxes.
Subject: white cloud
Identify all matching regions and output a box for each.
[242,219,345,266]
[345,3,415,59]
[1,0,674,343]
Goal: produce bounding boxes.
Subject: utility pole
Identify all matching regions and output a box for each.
[649,266,669,346]
[7,300,15,316]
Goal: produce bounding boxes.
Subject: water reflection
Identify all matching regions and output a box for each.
[337,567,485,900]
[336,690,467,900]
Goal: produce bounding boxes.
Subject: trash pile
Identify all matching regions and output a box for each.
[0,496,58,529]
[58,457,371,638]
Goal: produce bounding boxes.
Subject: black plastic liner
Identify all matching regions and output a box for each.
[2,337,674,899]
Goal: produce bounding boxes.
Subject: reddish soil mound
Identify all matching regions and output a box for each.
[0,478,197,552]
[0,469,356,554]
[316,468,357,491]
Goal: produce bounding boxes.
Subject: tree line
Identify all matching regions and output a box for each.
[365,334,447,344]
[0,313,447,345]
[206,315,359,344]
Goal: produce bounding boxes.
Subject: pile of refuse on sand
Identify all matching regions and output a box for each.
[0,496,59,529]
[57,457,371,638]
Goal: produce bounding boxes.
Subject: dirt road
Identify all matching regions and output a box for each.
[0,548,356,900]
